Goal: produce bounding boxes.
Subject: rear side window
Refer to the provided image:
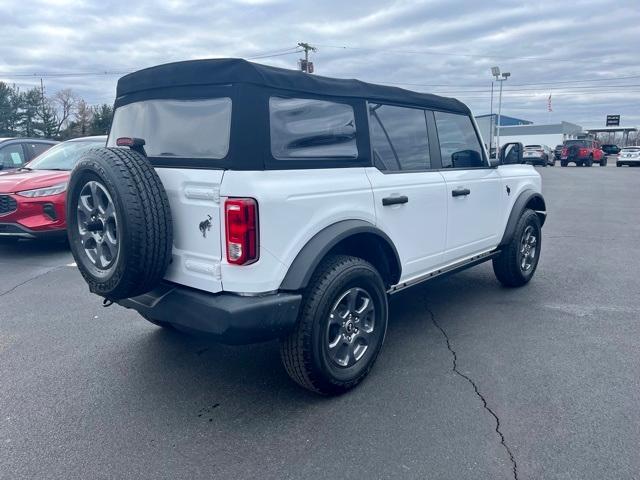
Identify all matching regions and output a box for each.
[434,111,485,168]
[108,98,232,158]
[269,97,357,159]
[27,143,53,159]
[369,104,430,171]
[0,143,26,169]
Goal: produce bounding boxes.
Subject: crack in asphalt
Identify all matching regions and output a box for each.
[426,304,519,480]
[0,266,65,298]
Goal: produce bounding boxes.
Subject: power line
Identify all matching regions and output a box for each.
[247,47,302,60]
[314,43,633,66]
[350,74,640,89]
[405,84,640,94]
[0,46,303,78]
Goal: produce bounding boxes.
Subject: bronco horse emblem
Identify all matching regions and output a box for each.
[199,215,212,238]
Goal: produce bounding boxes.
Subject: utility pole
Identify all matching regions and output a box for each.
[297,42,317,73]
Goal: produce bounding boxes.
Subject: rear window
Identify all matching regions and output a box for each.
[564,140,590,147]
[269,97,357,159]
[108,98,232,158]
[369,104,430,171]
[525,145,542,149]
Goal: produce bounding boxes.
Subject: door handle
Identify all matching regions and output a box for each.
[452,188,471,197]
[382,195,408,206]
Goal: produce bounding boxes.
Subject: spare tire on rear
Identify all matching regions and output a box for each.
[66,147,172,300]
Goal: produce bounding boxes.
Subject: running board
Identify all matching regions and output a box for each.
[388,250,500,295]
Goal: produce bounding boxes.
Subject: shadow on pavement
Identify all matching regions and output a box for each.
[0,237,70,260]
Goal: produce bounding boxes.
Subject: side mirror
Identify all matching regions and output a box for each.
[500,142,524,165]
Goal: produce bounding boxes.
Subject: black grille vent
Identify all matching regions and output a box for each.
[0,195,17,215]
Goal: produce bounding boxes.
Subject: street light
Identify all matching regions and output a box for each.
[491,67,510,153]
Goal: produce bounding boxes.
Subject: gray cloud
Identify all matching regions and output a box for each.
[1,0,638,126]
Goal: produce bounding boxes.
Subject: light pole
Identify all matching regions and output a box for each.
[492,67,510,152]
[489,79,494,157]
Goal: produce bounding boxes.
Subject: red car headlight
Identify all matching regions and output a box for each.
[16,183,67,198]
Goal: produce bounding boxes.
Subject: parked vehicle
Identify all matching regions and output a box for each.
[66,59,546,395]
[601,144,621,155]
[554,144,563,160]
[560,139,606,167]
[0,136,106,241]
[523,144,554,166]
[0,138,58,171]
[616,146,640,167]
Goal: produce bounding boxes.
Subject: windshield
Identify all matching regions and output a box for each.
[621,147,640,152]
[27,139,105,171]
[565,140,590,147]
[107,98,232,158]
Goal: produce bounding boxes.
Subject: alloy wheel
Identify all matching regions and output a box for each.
[520,225,537,272]
[76,181,119,270]
[326,287,376,368]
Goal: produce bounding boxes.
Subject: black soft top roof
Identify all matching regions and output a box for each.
[116,58,470,115]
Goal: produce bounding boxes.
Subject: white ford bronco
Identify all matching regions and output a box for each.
[67,59,546,395]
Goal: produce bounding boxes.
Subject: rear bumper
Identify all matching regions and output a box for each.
[118,282,302,344]
[523,156,547,165]
[0,222,66,239]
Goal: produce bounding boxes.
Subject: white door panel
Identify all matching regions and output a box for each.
[366,167,447,281]
[155,168,224,293]
[440,168,503,263]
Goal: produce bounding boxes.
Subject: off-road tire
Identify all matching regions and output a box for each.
[561,160,568,167]
[617,162,622,167]
[66,147,172,300]
[600,157,607,167]
[586,155,593,167]
[280,255,388,395]
[493,209,541,287]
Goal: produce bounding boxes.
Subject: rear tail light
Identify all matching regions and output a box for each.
[579,148,588,156]
[225,198,259,265]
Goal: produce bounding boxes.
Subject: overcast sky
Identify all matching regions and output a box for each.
[1,0,639,127]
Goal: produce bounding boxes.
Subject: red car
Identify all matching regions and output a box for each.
[0,136,106,242]
[560,139,606,167]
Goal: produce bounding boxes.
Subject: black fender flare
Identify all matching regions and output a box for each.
[499,189,547,247]
[279,220,401,291]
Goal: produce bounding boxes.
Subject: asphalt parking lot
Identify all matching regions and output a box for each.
[1,164,639,480]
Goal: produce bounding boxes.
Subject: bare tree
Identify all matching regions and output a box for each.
[53,88,77,137]
[74,99,92,137]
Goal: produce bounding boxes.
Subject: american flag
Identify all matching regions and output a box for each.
[547,93,553,112]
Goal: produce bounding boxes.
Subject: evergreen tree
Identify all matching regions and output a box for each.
[90,104,113,135]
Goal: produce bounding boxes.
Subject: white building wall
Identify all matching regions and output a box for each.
[499,133,566,148]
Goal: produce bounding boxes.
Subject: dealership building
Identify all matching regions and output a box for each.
[476,114,583,149]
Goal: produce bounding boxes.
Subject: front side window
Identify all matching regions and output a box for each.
[369,104,430,171]
[269,97,357,159]
[434,111,485,168]
[108,98,232,159]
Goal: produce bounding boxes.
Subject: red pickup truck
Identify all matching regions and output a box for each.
[560,139,606,167]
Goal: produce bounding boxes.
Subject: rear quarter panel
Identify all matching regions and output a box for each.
[220,168,375,293]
